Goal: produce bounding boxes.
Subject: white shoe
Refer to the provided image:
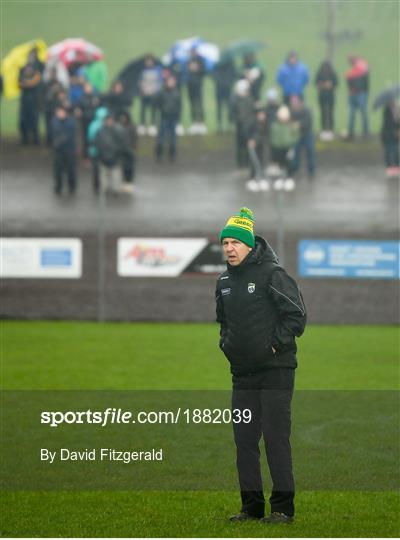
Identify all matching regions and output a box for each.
[147,125,157,137]
[273,178,285,190]
[258,179,270,191]
[283,178,296,191]
[120,183,134,194]
[175,124,185,136]
[266,164,282,176]
[246,179,260,192]
[198,123,208,134]
[137,125,146,136]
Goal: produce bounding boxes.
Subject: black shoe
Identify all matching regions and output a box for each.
[229,512,260,522]
[261,512,294,524]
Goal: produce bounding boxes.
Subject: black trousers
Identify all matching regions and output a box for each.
[271,146,294,175]
[45,110,53,146]
[216,93,230,132]
[81,118,92,159]
[249,142,265,179]
[235,123,249,168]
[140,95,157,125]
[188,89,204,122]
[383,140,400,167]
[19,103,39,145]
[155,117,177,161]
[319,95,335,131]
[231,368,295,518]
[53,149,77,194]
[121,153,135,182]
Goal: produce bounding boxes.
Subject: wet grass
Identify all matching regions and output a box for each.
[1,490,399,537]
[1,321,399,537]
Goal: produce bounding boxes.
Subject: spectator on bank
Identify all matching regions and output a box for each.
[55,88,72,112]
[315,60,338,140]
[265,87,280,130]
[116,111,138,192]
[18,62,42,145]
[138,54,163,136]
[88,107,109,192]
[102,80,131,118]
[242,53,265,100]
[94,114,126,192]
[69,74,85,107]
[27,47,45,75]
[380,101,400,178]
[246,104,269,192]
[43,68,64,146]
[345,55,370,139]
[162,63,185,136]
[276,50,309,105]
[213,59,237,133]
[187,49,207,134]
[290,95,316,180]
[230,79,255,169]
[51,106,77,195]
[155,75,181,163]
[264,87,282,176]
[269,105,299,186]
[76,82,101,159]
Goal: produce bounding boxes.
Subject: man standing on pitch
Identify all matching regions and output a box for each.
[215,207,306,523]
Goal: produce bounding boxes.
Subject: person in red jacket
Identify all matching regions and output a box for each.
[345,55,370,139]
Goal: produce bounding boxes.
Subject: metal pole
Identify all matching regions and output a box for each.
[326,0,337,62]
[97,186,106,322]
[276,189,285,267]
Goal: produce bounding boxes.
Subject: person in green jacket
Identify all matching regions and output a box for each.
[269,105,299,189]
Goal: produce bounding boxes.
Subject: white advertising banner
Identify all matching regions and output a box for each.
[118,238,208,277]
[1,238,82,278]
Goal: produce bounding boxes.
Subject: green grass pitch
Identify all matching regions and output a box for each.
[1,321,399,537]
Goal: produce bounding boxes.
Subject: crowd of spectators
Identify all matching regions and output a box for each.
[13,46,400,196]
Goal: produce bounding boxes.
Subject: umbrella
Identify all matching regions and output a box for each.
[48,38,103,68]
[43,57,70,88]
[163,37,220,73]
[113,55,162,100]
[83,60,108,92]
[1,39,47,99]
[373,85,400,110]
[220,40,266,62]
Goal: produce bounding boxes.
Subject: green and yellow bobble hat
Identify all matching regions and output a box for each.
[219,207,255,248]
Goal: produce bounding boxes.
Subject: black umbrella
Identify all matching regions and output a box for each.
[373,85,400,110]
[220,40,266,63]
[113,55,162,100]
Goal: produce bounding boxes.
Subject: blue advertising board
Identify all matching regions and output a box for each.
[298,240,400,279]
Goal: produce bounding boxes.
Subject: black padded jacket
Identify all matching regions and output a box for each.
[215,236,306,375]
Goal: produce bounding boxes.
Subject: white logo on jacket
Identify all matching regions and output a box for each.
[248,282,256,293]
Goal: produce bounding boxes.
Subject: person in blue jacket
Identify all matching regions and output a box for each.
[51,106,77,195]
[276,51,310,105]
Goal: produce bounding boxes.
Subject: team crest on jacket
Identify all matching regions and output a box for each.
[248,282,256,293]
